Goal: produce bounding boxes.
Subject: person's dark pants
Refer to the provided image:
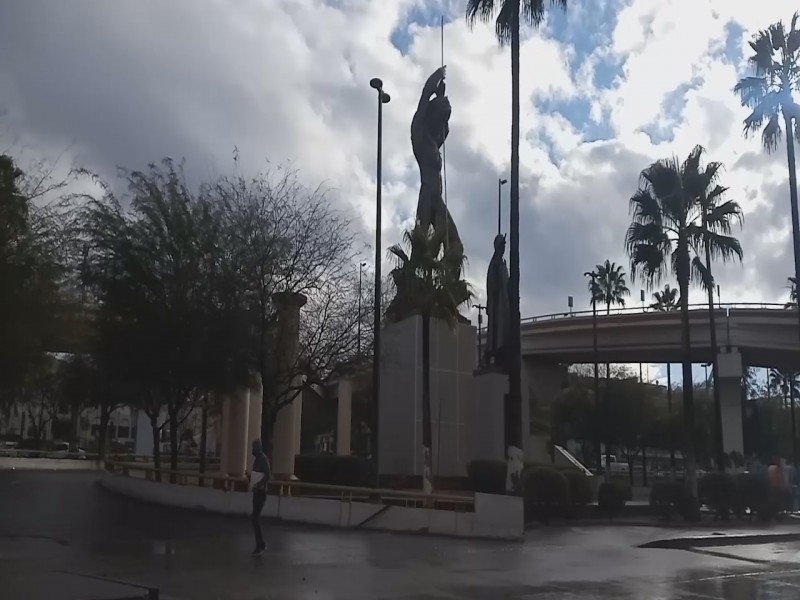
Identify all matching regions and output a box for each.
[252,488,266,549]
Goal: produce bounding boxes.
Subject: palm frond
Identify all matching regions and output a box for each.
[690,255,713,291]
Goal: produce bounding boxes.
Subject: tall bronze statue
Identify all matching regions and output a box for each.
[485,234,510,368]
[411,66,462,260]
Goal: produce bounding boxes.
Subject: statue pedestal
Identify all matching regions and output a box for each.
[468,370,507,462]
[378,315,476,478]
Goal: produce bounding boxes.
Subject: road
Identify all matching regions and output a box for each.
[3,471,800,599]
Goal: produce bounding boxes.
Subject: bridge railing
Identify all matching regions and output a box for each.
[103,460,475,511]
[521,302,790,324]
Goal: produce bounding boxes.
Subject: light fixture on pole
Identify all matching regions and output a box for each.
[369,77,390,486]
[497,178,508,235]
[567,295,573,315]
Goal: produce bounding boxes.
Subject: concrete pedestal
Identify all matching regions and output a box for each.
[336,378,352,456]
[718,347,744,455]
[378,315,477,478]
[468,370,507,462]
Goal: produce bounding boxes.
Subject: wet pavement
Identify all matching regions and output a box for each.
[3,471,800,599]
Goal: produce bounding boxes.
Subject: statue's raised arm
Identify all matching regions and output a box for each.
[412,66,447,133]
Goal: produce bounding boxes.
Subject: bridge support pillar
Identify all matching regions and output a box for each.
[717,347,744,457]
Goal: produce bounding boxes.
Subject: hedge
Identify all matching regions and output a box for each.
[649,481,684,520]
[467,460,507,494]
[523,467,569,523]
[597,482,629,518]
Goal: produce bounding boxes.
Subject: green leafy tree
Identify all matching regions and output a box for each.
[466,0,568,485]
[787,276,797,308]
[625,146,743,500]
[386,223,471,493]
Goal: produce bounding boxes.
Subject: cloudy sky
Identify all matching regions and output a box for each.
[1,0,798,329]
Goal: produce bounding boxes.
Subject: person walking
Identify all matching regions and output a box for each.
[249,439,271,555]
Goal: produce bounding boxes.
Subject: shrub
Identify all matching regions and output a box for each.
[563,471,594,507]
[699,472,736,519]
[649,481,684,520]
[733,472,777,521]
[597,482,628,518]
[467,460,507,494]
[294,454,374,487]
[523,467,569,524]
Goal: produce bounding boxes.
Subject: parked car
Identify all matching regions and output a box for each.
[48,442,87,459]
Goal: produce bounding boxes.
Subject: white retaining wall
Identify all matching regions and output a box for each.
[99,473,523,540]
[0,457,101,471]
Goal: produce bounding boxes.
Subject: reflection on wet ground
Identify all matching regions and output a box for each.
[3,471,800,599]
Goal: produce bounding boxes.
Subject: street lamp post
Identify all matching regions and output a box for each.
[369,77,390,486]
[473,303,486,366]
[584,271,603,477]
[497,178,508,235]
[357,261,366,357]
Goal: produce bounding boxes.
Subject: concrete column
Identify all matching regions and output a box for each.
[717,347,744,456]
[336,377,353,456]
[221,387,250,477]
[270,291,308,478]
[247,375,263,472]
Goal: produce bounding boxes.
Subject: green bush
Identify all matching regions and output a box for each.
[699,472,736,519]
[523,467,569,524]
[294,454,374,487]
[597,482,628,518]
[649,481,684,520]
[563,471,594,507]
[467,460,507,494]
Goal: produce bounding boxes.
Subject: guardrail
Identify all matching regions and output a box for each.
[522,302,790,323]
[104,461,475,511]
[0,449,220,464]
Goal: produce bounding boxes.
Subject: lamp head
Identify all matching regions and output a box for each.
[500,178,508,185]
[370,77,383,90]
[380,92,391,104]
[360,261,367,267]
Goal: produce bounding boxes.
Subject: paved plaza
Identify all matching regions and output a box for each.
[3,471,800,599]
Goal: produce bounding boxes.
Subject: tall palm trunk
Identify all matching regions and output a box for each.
[791,382,797,468]
[703,211,724,472]
[786,114,800,354]
[421,311,433,494]
[677,244,698,501]
[604,302,611,474]
[505,0,524,492]
[667,363,675,475]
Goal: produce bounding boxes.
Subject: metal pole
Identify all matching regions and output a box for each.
[473,303,485,366]
[369,77,389,486]
[703,210,724,472]
[357,261,365,357]
[497,178,507,236]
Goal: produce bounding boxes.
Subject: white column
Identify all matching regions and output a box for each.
[337,378,353,456]
[222,387,250,477]
[247,376,263,472]
[270,291,307,478]
[717,347,744,456]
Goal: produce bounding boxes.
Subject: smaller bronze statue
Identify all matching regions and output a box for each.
[484,234,510,369]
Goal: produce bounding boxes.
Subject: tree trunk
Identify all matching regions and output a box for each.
[703,210,724,472]
[150,416,161,482]
[628,455,634,487]
[168,409,179,484]
[199,402,208,475]
[505,0,524,494]
[98,401,109,461]
[642,446,648,486]
[678,248,698,503]
[667,363,675,476]
[784,114,800,369]
[421,312,433,494]
[791,384,797,468]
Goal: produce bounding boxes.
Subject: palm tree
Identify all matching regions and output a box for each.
[386,223,471,493]
[650,284,679,474]
[587,259,629,472]
[787,276,797,308]
[735,14,800,339]
[625,146,743,503]
[466,0,568,491]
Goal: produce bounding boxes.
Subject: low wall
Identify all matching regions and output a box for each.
[100,473,523,541]
[0,457,101,471]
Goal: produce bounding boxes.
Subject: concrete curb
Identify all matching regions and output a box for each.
[640,532,800,549]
